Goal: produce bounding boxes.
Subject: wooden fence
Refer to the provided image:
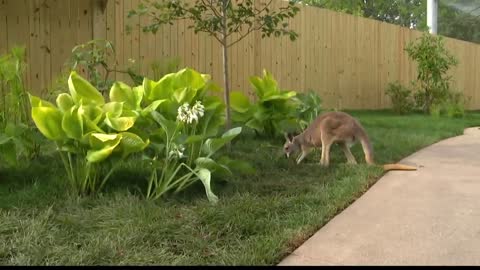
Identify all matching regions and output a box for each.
[1,0,480,109]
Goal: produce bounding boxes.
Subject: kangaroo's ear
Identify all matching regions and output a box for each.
[287,132,296,142]
[284,132,292,142]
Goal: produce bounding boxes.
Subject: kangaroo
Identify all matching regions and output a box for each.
[283,111,416,171]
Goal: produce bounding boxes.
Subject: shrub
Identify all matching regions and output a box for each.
[230,70,300,138]
[429,91,468,118]
[29,71,149,195]
[405,33,458,114]
[69,40,145,94]
[295,90,322,130]
[385,81,415,115]
[139,68,246,202]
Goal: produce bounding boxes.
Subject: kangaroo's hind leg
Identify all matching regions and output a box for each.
[340,142,357,164]
[320,136,334,167]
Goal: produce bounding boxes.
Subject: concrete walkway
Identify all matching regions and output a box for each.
[279,127,480,266]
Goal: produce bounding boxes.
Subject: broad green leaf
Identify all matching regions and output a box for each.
[141,99,167,117]
[195,168,218,203]
[202,127,242,156]
[173,68,206,91]
[31,107,65,141]
[172,87,197,104]
[89,133,120,149]
[104,113,136,131]
[261,91,297,102]
[103,102,124,118]
[109,81,135,109]
[245,119,263,133]
[56,93,75,112]
[151,111,177,139]
[79,104,104,124]
[86,136,121,163]
[142,77,159,101]
[132,85,144,109]
[230,91,251,113]
[148,73,175,101]
[79,104,105,133]
[29,94,55,108]
[184,135,204,144]
[250,76,266,99]
[195,157,232,176]
[62,107,83,140]
[68,71,105,105]
[119,132,149,158]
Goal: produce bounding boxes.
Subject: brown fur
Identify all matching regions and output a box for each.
[283,111,416,171]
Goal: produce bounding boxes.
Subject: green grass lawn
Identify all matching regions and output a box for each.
[1,110,479,265]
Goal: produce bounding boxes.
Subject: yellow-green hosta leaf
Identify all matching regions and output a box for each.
[103,102,123,118]
[230,91,251,113]
[78,104,105,133]
[148,73,175,101]
[119,132,149,158]
[141,99,167,117]
[196,168,218,203]
[80,131,95,146]
[173,68,206,91]
[132,86,144,110]
[31,107,65,141]
[109,81,135,109]
[86,136,122,163]
[56,93,75,112]
[62,107,83,140]
[142,78,158,101]
[173,87,196,104]
[29,94,56,108]
[68,71,105,105]
[104,112,136,131]
[89,133,120,149]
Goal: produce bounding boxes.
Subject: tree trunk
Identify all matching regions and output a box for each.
[222,41,231,131]
[221,0,231,131]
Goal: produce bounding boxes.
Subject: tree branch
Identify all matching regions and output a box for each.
[227,21,266,48]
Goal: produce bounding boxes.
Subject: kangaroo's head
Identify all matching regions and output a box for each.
[283,133,300,158]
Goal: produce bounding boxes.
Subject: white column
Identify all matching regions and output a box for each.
[427,0,438,34]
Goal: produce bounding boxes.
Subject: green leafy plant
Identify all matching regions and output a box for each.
[69,39,144,95]
[445,92,467,118]
[385,81,415,115]
[230,70,300,138]
[29,71,149,195]
[0,46,43,166]
[429,91,468,118]
[139,68,245,202]
[296,90,322,130]
[405,33,458,114]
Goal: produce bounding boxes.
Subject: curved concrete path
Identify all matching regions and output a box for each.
[279,127,480,266]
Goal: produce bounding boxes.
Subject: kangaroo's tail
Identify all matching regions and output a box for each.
[382,163,417,171]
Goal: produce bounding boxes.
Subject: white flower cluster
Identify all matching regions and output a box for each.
[177,101,205,124]
[169,144,185,159]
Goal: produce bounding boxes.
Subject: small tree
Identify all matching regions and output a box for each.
[128,0,300,129]
[405,33,458,113]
